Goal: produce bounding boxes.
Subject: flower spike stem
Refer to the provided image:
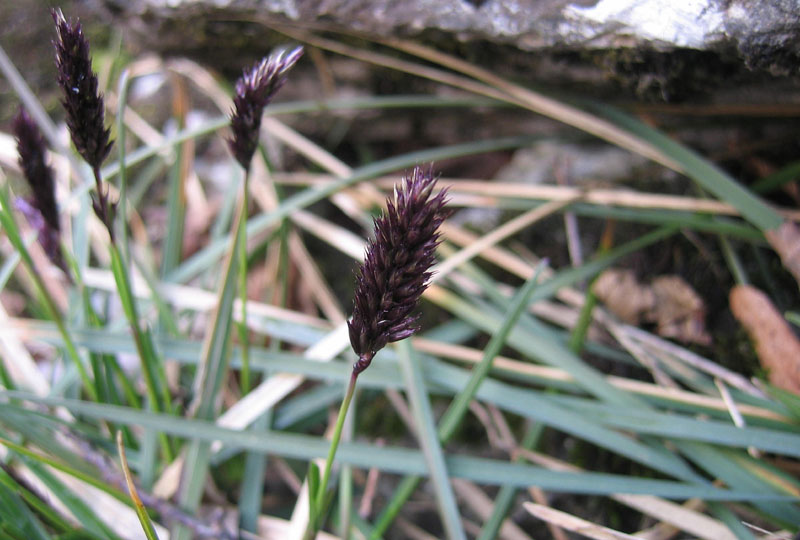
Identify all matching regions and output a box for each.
[307,370,359,536]
[305,166,450,538]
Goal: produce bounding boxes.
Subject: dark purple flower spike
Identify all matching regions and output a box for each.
[229,46,303,170]
[52,8,113,170]
[13,107,67,273]
[348,166,451,375]
[52,8,116,240]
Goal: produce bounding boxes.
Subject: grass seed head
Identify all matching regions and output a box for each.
[229,46,303,169]
[13,107,65,271]
[52,8,113,170]
[348,166,451,374]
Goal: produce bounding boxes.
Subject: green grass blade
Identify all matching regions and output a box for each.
[425,360,701,482]
[438,261,546,441]
[5,392,790,502]
[117,431,161,540]
[676,441,800,526]
[0,475,51,540]
[21,459,124,540]
[589,105,783,232]
[552,395,800,457]
[172,184,246,540]
[0,466,73,535]
[397,340,466,540]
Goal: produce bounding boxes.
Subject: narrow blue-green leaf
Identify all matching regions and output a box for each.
[397,340,466,540]
[706,502,757,540]
[239,413,270,533]
[172,441,211,540]
[552,395,800,457]
[159,123,187,278]
[676,441,800,526]
[4,391,791,502]
[425,360,701,482]
[438,262,546,441]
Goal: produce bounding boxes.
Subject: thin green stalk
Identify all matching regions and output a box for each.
[719,236,748,285]
[238,180,251,393]
[108,243,174,461]
[116,69,131,255]
[172,172,248,540]
[569,222,613,354]
[338,347,356,540]
[304,371,359,539]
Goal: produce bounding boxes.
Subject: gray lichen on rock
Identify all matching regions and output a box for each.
[109,0,800,69]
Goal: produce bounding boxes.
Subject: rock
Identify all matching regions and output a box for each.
[105,0,800,74]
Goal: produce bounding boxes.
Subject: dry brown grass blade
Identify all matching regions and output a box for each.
[523,502,640,540]
[381,38,684,172]
[730,284,800,394]
[248,156,346,323]
[269,25,684,172]
[269,173,800,221]
[765,221,800,288]
[450,479,533,540]
[434,198,578,283]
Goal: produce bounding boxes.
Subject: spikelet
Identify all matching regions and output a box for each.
[348,166,450,374]
[228,47,303,170]
[52,8,112,170]
[13,107,66,272]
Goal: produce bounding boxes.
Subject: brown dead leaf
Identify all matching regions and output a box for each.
[730,284,800,394]
[593,269,654,324]
[594,270,710,344]
[648,276,711,346]
[766,220,800,289]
